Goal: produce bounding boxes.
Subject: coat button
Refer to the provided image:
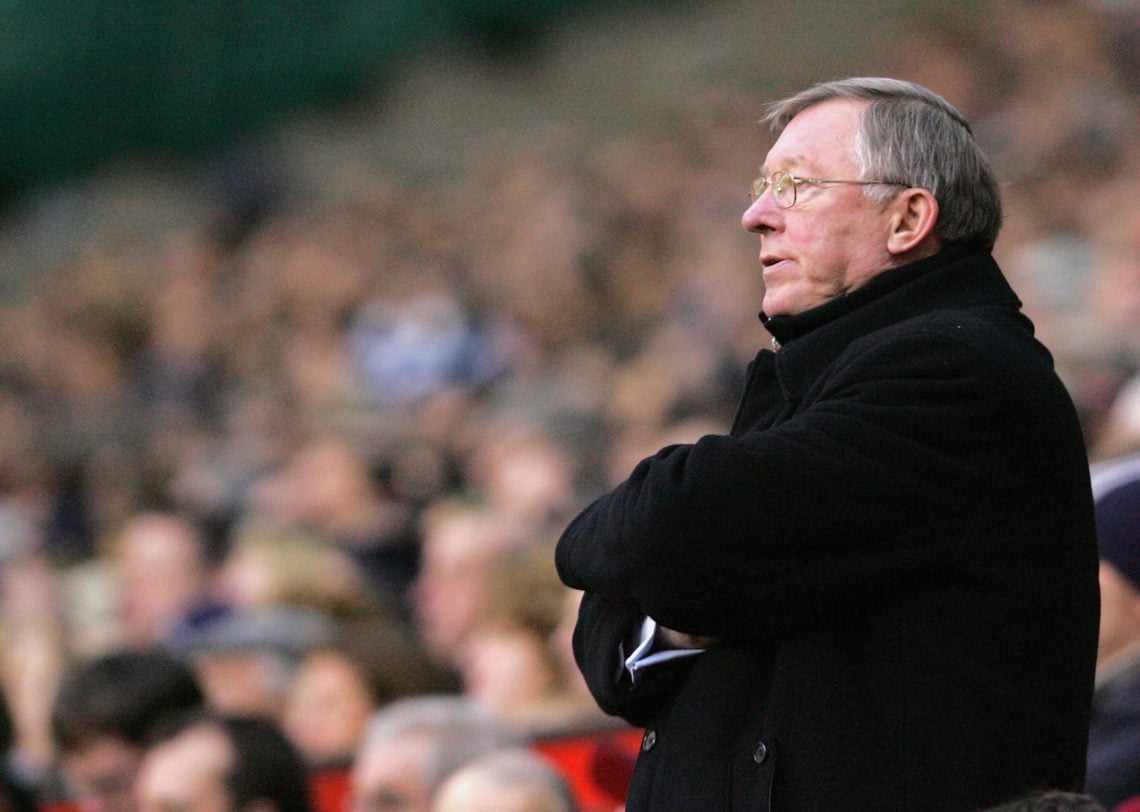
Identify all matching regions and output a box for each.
[641,729,658,752]
[752,741,768,764]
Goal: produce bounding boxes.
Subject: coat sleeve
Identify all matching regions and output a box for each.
[556,327,1016,640]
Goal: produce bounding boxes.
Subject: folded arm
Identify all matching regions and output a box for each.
[556,330,995,640]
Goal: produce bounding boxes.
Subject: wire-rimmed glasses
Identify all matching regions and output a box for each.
[750,170,907,208]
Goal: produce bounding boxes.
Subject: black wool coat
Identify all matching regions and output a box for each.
[556,247,1099,811]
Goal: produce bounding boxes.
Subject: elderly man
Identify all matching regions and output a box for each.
[432,749,578,812]
[348,696,524,812]
[556,77,1099,810]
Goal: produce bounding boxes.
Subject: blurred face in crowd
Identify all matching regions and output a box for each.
[191,650,289,719]
[432,765,571,812]
[63,737,143,812]
[469,429,572,524]
[135,724,233,812]
[282,649,376,765]
[115,513,207,646]
[1097,562,1140,672]
[351,733,435,812]
[457,625,558,719]
[741,99,901,318]
[413,512,506,664]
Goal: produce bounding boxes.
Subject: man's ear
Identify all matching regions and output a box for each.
[886,188,939,256]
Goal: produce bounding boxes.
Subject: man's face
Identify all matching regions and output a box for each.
[62,737,143,812]
[282,650,376,764]
[116,514,205,647]
[135,726,234,812]
[351,734,434,812]
[742,99,898,318]
[412,517,496,662]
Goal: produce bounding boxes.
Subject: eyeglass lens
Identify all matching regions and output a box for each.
[750,172,796,207]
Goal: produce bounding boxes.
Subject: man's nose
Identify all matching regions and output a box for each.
[741,193,779,233]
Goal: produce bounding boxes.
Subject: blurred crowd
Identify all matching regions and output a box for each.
[0,0,1137,809]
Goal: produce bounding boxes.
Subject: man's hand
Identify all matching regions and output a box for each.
[657,625,715,649]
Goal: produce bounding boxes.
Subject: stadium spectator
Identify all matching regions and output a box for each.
[50,649,204,812]
[110,512,223,651]
[432,749,578,812]
[349,696,523,812]
[135,711,311,812]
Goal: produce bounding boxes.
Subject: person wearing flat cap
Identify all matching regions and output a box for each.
[1086,452,1140,810]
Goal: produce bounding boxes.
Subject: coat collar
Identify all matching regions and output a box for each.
[758,247,1026,399]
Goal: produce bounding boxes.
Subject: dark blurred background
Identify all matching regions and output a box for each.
[0,0,986,201]
[0,0,643,200]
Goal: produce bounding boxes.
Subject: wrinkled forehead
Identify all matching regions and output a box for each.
[761,98,866,175]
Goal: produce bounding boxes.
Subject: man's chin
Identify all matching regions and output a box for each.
[761,295,795,318]
[764,289,828,319]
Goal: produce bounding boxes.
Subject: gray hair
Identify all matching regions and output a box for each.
[440,748,579,812]
[360,695,525,795]
[764,77,1002,251]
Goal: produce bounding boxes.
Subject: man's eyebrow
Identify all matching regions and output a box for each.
[760,156,806,175]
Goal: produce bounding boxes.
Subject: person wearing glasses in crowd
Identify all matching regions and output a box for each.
[556,77,1099,811]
